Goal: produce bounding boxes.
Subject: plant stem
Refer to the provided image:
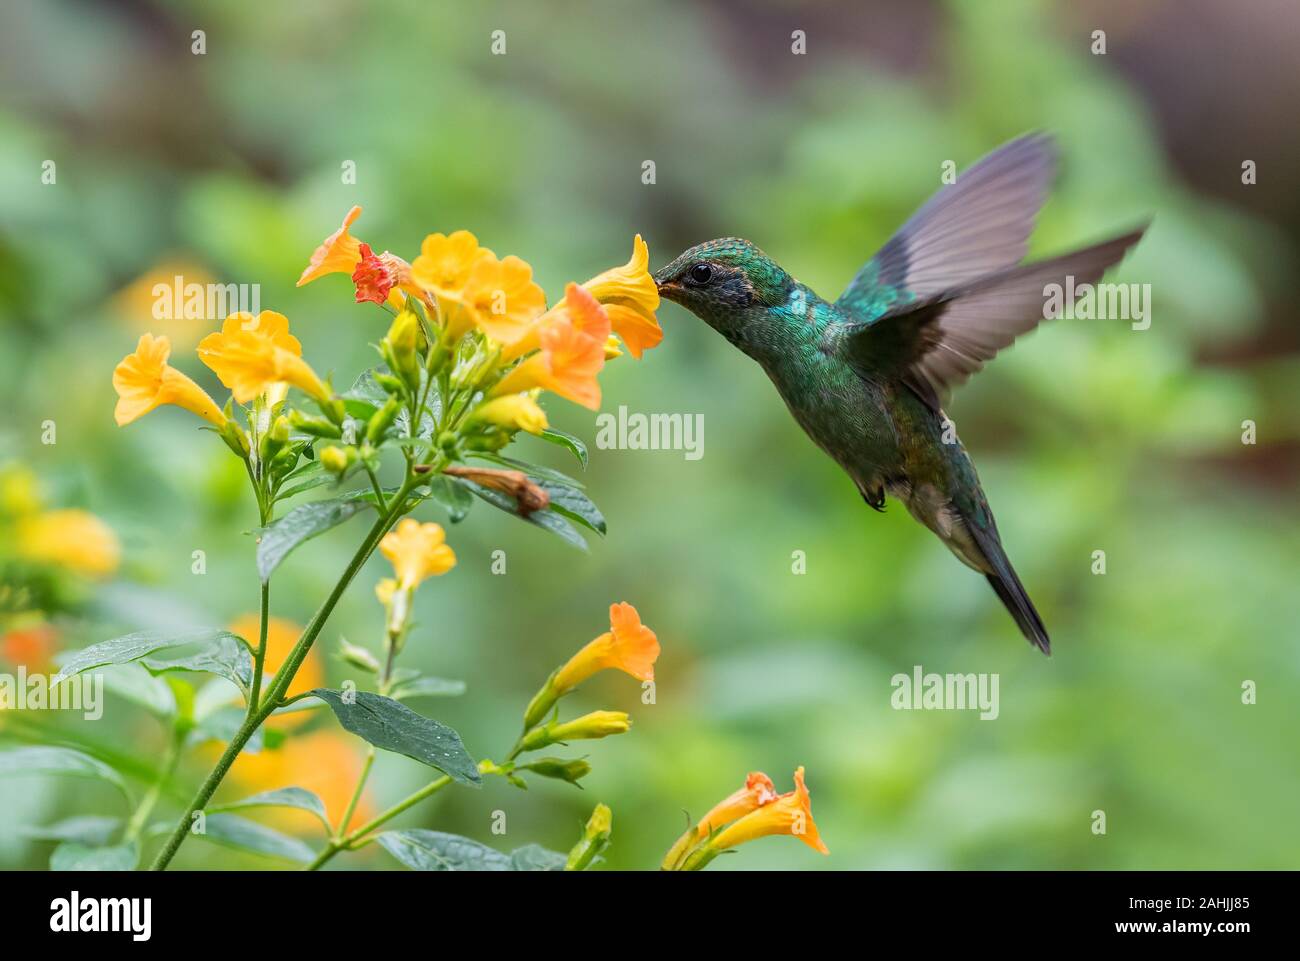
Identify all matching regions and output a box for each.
[307,774,454,871]
[248,581,270,713]
[335,748,375,841]
[148,476,418,871]
[124,721,186,844]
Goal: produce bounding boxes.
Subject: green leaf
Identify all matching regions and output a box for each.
[424,475,474,523]
[460,481,589,551]
[471,454,604,534]
[256,497,373,581]
[210,787,331,832]
[310,689,480,785]
[535,481,606,535]
[0,746,129,801]
[341,366,391,420]
[53,630,230,687]
[376,830,510,871]
[510,844,568,871]
[275,473,331,501]
[536,427,588,469]
[97,664,176,718]
[196,813,316,863]
[140,632,254,698]
[50,841,139,871]
[21,816,123,846]
[390,676,467,700]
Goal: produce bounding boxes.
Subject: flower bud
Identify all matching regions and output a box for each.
[374,371,406,396]
[289,409,342,439]
[519,710,630,752]
[519,757,592,787]
[260,414,291,462]
[220,420,251,458]
[384,310,422,393]
[366,396,402,445]
[339,638,381,674]
[469,393,548,436]
[320,444,357,476]
[564,803,612,871]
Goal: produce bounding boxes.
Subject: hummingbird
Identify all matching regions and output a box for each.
[654,133,1146,654]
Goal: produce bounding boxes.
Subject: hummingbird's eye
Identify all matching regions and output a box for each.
[688,263,714,285]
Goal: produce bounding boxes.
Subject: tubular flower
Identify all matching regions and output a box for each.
[694,772,780,839]
[707,767,829,856]
[520,710,631,752]
[491,284,608,410]
[553,602,660,693]
[470,392,549,435]
[410,230,495,333]
[17,509,120,578]
[198,311,330,405]
[113,333,227,428]
[380,519,457,591]
[582,235,663,358]
[449,253,546,346]
[297,206,365,287]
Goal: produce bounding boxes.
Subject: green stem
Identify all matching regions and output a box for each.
[124,721,186,844]
[148,475,418,871]
[248,581,270,713]
[307,774,454,871]
[336,748,375,841]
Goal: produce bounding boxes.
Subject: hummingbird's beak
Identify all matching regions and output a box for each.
[653,267,678,297]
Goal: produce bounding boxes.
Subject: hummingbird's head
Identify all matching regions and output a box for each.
[654,238,795,348]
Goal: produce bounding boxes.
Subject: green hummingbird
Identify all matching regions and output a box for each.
[654,133,1146,654]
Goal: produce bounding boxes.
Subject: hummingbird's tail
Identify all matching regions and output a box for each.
[954,502,1051,654]
[984,567,1051,655]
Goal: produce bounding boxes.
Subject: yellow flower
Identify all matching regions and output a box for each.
[17,509,120,578]
[553,602,660,693]
[707,767,829,856]
[492,284,609,410]
[379,518,456,591]
[198,311,329,405]
[582,235,663,359]
[449,253,547,345]
[410,230,495,332]
[297,205,365,287]
[470,393,549,435]
[113,333,227,428]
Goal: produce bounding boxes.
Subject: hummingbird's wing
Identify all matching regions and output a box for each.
[842,227,1147,412]
[836,132,1057,320]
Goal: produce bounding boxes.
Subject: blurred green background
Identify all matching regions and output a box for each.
[1,0,1298,870]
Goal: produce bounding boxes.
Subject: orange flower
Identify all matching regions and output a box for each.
[0,622,59,672]
[693,772,779,839]
[708,767,829,855]
[297,206,365,287]
[553,602,660,693]
[198,311,329,405]
[113,333,227,428]
[491,284,608,410]
[582,235,663,358]
[379,519,456,591]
